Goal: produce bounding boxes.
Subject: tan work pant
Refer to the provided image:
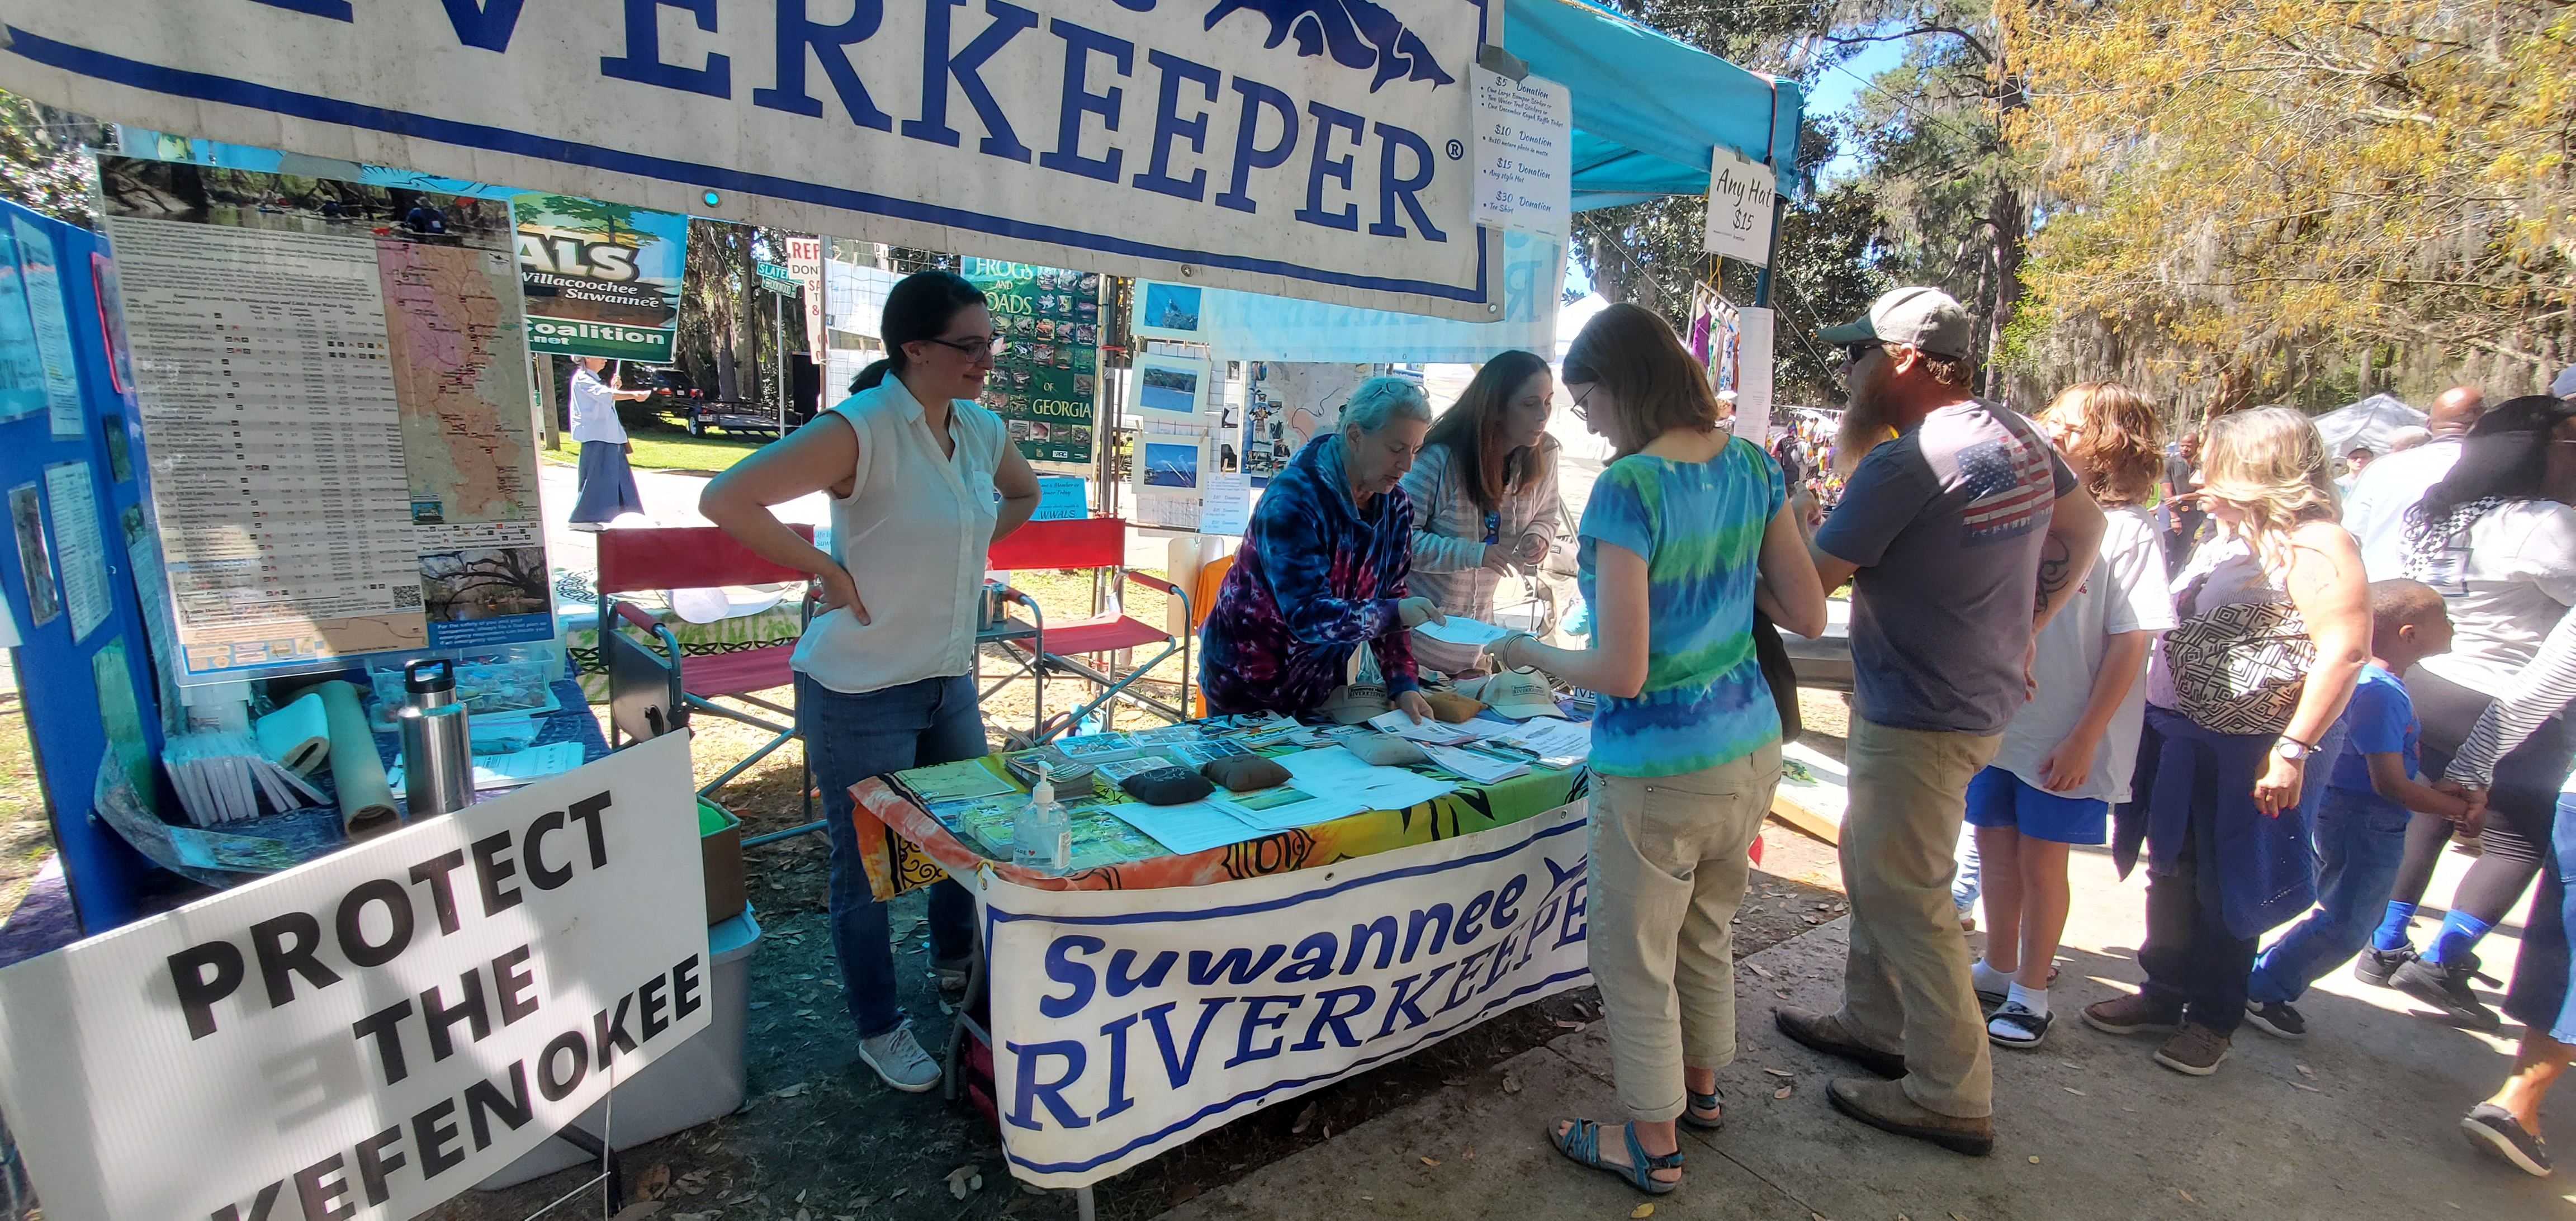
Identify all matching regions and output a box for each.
[1831,717,2001,1119]
[1588,741,1783,1121]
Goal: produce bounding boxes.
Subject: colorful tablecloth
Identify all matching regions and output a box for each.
[852,747,1589,900]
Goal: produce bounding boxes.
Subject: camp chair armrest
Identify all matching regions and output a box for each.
[1124,570,1190,624]
[1124,570,1181,598]
[608,600,684,661]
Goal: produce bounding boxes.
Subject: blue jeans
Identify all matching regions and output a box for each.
[799,673,982,1039]
[2504,793,2576,1043]
[2247,786,2412,1004]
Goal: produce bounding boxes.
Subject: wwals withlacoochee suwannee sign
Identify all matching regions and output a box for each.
[0,732,708,1221]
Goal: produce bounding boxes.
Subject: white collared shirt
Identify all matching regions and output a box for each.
[790,378,1005,694]
[567,367,629,444]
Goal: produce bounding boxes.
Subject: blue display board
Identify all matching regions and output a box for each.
[0,201,171,933]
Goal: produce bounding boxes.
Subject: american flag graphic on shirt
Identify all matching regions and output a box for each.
[1957,433,2054,544]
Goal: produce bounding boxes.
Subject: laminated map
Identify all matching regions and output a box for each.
[98,156,550,679]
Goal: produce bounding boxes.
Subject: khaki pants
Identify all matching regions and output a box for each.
[1831,717,2002,1118]
[1588,741,1783,1121]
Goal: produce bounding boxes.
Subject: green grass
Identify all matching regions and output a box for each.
[548,432,768,475]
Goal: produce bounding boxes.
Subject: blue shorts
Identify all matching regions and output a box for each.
[1963,765,2110,845]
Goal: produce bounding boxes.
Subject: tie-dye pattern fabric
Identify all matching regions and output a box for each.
[1577,437,1788,777]
[1200,434,1419,716]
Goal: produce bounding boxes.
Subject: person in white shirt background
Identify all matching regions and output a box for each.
[2365,394,2576,1030]
[566,355,652,532]
[2343,384,2488,578]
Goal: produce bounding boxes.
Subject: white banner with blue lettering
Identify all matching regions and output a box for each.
[982,799,1589,1186]
[0,0,1499,319]
[1134,225,1562,361]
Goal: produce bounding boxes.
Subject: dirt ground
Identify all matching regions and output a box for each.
[430,604,1857,1221]
[0,698,55,925]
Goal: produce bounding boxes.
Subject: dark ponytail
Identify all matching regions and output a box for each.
[2420,394,2576,518]
[852,269,987,392]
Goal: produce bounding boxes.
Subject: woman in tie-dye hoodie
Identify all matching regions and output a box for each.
[1199,377,1449,720]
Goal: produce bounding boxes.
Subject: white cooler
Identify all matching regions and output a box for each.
[477,906,764,1189]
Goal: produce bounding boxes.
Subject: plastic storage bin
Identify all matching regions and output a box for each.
[475,906,764,1189]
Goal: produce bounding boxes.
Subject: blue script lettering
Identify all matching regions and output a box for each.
[600,0,732,98]
[1295,100,1365,230]
[1041,18,1132,182]
[1039,934,1104,1018]
[1143,997,1232,1087]
[1290,985,1376,1050]
[1227,995,1303,1066]
[755,0,894,127]
[1005,1039,1088,1130]
[1133,49,1222,200]
[902,0,1037,156]
[1214,77,1298,214]
[437,0,530,51]
[1369,120,1445,241]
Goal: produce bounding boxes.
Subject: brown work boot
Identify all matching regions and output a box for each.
[1825,1076,1995,1156]
[2080,990,2183,1037]
[1774,1007,1905,1078]
[2152,1022,2232,1077]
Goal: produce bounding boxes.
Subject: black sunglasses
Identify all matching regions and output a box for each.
[1842,342,1883,366]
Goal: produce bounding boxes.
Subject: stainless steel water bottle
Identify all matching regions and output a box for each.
[397,659,475,818]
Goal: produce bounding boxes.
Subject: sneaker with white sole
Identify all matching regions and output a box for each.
[2242,999,2308,1040]
[2462,1102,2552,1176]
[855,1021,941,1093]
[1986,1000,2051,1049]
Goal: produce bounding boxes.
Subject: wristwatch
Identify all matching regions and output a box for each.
[2273,737,2313,763]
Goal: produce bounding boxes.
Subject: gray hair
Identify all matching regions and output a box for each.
[1339,376,1433,434]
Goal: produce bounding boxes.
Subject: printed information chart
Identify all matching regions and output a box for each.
[98,155,549,678]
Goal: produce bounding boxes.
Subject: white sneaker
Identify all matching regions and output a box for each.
[855,1021,941,1093]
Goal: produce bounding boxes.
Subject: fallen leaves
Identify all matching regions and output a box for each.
[1420,1156,1442,1166]
[1555,1019,1586,1029]
[1631,1204,1655,1218]
[2295,1064,2315,1077]
[1502,1069,1524,1094]
[607,1205,665,1221]
[1773,1085,1794,1099]
[1292,1100,1319,1133]
[771,1081,810,1099]
[1763,1067,1795,1078]
[2063,1087,2086,1096]
[946,1165,984,1199]
[2178,1189,2197,1204]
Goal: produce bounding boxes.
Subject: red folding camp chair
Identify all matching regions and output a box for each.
[986,517,1193,736]
[595,526,814,806]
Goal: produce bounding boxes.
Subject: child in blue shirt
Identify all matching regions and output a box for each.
[2243,579,2470,1037]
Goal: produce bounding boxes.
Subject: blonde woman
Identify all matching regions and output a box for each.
[2082,406,2370,1077]
[1967,384,2175,1048]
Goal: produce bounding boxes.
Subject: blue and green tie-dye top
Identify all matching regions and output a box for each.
[1577,437,1788,778]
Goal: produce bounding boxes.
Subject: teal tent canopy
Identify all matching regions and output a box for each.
[1503,0,1803,209]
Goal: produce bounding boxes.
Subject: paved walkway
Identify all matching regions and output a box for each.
[1163,843,2570,1220]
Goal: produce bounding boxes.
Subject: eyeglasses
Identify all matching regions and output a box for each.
[1842,342,1883,367]
[921,334,1002,359]
[1571,384,1597,422]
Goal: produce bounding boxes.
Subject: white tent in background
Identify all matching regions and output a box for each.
[2314,393,2428,458]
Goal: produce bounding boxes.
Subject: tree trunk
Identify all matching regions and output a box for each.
[1985,182,2025,401]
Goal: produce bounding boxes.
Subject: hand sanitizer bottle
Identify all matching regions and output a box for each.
[1012,763,1071,874]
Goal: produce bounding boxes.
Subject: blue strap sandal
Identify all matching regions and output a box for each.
[1549,1118,1684,1194]
[1682,1085,1724,1131]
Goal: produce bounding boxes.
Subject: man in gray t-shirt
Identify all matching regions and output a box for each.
[1772,287,2104,1158]
[1820,401,2080,732]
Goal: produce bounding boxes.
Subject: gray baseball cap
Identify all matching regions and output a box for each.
[1819,287,1975,360]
